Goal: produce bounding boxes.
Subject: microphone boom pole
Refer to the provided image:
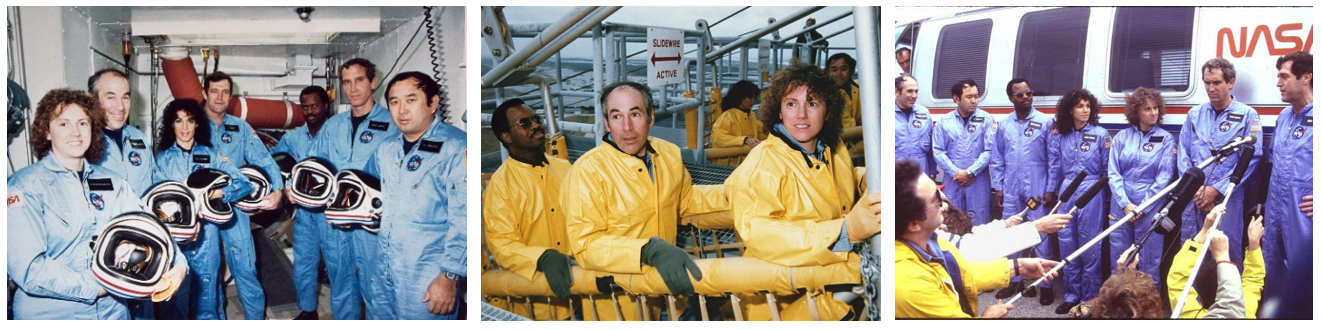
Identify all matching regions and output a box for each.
[1006,145,1243,306]
[1170,144,1256,317]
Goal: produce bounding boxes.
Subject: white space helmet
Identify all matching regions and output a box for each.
[326,169,383,230]
[186,168,234,223]
[92,211,175,300]
[289,157,336,208]
[236,165,271,214]
[143,181,199,242]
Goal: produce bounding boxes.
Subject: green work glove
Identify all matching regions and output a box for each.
[640,236,703,296]
[536,249,573,298]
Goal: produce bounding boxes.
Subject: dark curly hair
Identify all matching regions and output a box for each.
[31,88,106,162]
[896,160,927,239]
[720,80,760,111]
[941,203,973,236]
[759,62,845,146]
[1086,269,1165,319]
[156,98,211,152]
[1053,89,1101,135]
[1124,87,1166,128]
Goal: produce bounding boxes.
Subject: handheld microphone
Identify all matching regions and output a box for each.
[1215,134,1257,156]
[1050,172,1089,214]
[1010,196,1043,221]
[1154,167,1205,235]
[1228,145,1256,184]
[1066,176,1109,216]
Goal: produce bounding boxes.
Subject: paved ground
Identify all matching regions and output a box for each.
[977,282,1075,319]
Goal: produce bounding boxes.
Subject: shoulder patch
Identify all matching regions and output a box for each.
[1051,127,1059,135]
[1104,135,1113,149]
[7,192,21,209]
[1250,118,1262,132]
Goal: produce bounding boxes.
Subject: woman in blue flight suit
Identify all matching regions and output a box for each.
[151,98,253,319]
[7,89,186,319]
[1046,89,1110,315]
[1106,87,1177,285]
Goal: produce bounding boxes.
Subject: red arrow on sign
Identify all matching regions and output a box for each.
[651,52,681,65]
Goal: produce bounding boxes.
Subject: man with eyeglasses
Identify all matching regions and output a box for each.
[482,98,574,320]
[989,78,1058,304]
[895,159,1060,318]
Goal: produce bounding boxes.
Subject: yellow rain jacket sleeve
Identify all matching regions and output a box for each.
[1242,248,1264,319]
[482,157,574,320]
[841,83,861,128]
[726,136,857,267]
[563,138,728,274]
[711,108,766,148]
[1168,239,1265,319]
[895,239,1013,318]
[483,157,573,280]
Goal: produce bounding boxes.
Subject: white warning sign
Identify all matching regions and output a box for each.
[647,27,684,87]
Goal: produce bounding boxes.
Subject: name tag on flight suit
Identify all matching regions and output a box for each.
[1227,113,1244,122]
[418,140,443,153]
[87,178,114,191]
[368,121,390,131]
[1083,134,1098,142]
[129,139,146,149]
[193,154,211,164]
[224,124,240,132]
[1148,136,1165,143]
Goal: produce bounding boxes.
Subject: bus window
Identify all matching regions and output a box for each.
[1109,7,1195,93]
[934,19,992,100]
[1014,7,1090,97]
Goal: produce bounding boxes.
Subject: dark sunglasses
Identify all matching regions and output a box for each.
[1014,90,1035,98]
[514,114,543,128]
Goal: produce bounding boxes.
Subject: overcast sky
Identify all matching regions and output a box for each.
[485,6,857,62]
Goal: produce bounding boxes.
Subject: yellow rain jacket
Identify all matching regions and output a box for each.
[724,133,858,320]
[1167,240,1265,318]
[562,137,728,320]
[841,82,860,128]
[895,237,1013,318]
[483,156,574,320]
[711,107,766,148]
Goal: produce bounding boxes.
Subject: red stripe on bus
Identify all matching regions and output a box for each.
[926,106,1286,115]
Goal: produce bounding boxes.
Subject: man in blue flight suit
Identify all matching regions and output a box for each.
[989,78,1056,304]
[86,68,157,319]
[201,71,285,319]
[365,72,466,319]
[934,79,994,226]
[895,74,935,178]
[1263,51,1312,302]
[1178,58,1263,268]
[307,58,402,319]
[272,85,332,320]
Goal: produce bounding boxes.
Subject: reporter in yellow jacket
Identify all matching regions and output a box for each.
[725,63,880,320]
[1167,206,1266,318]
[711,80,766,150]
[894,160,1060,318]
[483,99,573,320]
[562,82,729,320]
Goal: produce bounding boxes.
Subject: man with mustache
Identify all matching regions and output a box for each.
[483,98,573,320]
[272,85,331,320]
